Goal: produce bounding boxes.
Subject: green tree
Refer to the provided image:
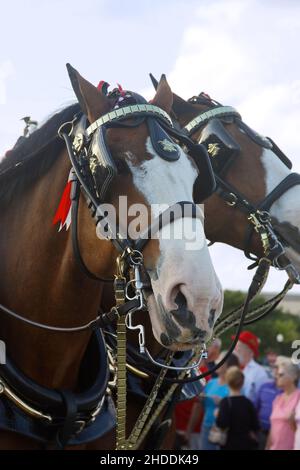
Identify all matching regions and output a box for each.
[220,290,300,358]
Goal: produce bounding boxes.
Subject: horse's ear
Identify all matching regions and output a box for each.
[151,74,173,114]
[66,63,111,123]
[149,73,159,90]
[172,92,196,117]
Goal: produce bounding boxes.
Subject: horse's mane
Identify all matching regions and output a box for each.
[0,103,81,206]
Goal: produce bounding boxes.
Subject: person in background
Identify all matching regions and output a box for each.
[207,338,222,379]
[267,360,300,450]
[234,330,269,402]
[197,338,222,381]
[264,349,278,378]
[216,366,259,450]
[175,341,223,450]
[266,350,278,368]
[254,356,287,449]
[187,352,239,450]
[174,396,204,450]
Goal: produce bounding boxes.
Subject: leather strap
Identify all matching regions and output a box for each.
[71,177,113,283]
[55,390,78,449]
[258,173,300,212]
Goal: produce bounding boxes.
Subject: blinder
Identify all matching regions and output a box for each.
[199,118,241,176]
[147,117,216,202]
[148,118,216,203]
[187,142,216,203]
[147,118,180,162]
[71,115,118,203]
[88,125,118,202]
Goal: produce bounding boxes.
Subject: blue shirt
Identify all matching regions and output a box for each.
[254,380,282,431]
[242,359,269,402]
[203,378,229,427]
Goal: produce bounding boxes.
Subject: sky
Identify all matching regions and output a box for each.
[0,0,300,294]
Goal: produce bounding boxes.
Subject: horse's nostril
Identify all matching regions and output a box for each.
[174,291,188,312]
[193,330,207,341]
[160,333,172,346]
[191,332,200,341]
[170,290,195,329]
[208,309,216,328]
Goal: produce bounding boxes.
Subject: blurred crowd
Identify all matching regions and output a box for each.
[175,331,300,450]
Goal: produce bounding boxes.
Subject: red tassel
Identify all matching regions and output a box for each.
[117,83,126,97]
[97,80,110,95]
[53,180,72,228]
[97,80,105,91]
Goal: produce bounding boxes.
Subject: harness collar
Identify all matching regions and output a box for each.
[0,330,113,447]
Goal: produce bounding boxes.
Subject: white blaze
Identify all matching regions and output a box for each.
[261,147,300,266]
[127,137,223,347]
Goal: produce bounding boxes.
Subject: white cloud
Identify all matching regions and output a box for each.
[168,0,300,157]
[0,60,14,105]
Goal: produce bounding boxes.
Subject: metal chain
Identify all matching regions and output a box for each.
[114,248,176,450]
[116,311,127,450]
[116,311,174,449]
[115,322,173,450]
[114,250,170,450]
[114,253,128,450]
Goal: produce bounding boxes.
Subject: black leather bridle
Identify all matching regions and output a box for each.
[0,98,212,330]
[59,98,214,321]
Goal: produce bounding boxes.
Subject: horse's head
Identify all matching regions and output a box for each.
[166,84,300,283]
[66,66,223,351]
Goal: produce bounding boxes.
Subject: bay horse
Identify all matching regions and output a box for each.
[148,74,300,281]
[170,88,300,279]
[0,66,223,449]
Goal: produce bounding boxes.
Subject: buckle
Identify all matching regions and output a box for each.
[226,192,237,207]
[73,397,105,436]
[88,397,105,424]
[74,420,86,435]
